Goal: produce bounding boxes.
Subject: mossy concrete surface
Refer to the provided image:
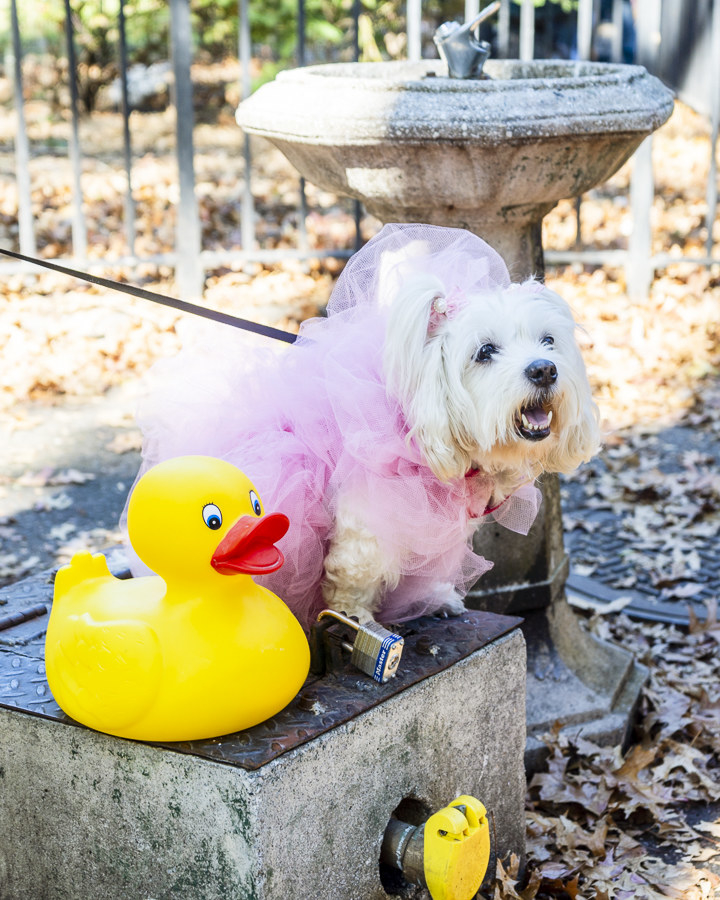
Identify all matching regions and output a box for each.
[0,629,525,900]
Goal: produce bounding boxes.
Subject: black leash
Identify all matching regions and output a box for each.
[0,246,298,344]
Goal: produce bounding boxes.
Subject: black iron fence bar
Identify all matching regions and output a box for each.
[63,0,88,260]
[353,0,361,58]
[169,0,203,300]
[117,0,136,255]
[9,0,35,257]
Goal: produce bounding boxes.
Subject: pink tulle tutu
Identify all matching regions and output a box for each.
[129,224,541,627]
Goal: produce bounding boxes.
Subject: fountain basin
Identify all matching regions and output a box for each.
[237,60,674,250]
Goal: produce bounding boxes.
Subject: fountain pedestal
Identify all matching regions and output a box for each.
[237,58,673,764]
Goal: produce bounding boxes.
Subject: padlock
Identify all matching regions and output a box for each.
[316,609,404,683]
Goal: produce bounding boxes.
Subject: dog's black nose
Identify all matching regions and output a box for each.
[525,359,558,387]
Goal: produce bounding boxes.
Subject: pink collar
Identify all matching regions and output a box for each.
[465,466,507,516]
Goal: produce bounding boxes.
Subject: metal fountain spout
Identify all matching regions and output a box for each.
[433,0,500,79]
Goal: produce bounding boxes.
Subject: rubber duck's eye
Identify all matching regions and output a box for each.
[249,490,262,517]
[202,503,223,530]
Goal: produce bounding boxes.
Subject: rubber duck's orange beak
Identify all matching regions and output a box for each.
[211,513,289,576]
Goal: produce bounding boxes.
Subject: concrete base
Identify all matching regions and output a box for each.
[468,478,648,770]
[0,629,526,900]
[523,597,648,771]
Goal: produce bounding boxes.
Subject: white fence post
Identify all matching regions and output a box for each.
[520,0,535,60]
[9,0,35,257]
[169,0,203,299]
[407,0,422,61]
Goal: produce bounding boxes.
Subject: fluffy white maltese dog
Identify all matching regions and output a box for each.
[129,224,600,627]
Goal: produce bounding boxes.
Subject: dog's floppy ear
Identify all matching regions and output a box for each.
[384,274,475,481]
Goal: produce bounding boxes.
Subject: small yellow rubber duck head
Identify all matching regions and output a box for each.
[127,455,289,581]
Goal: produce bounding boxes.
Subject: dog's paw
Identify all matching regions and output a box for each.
[430,584,467,618]
[334,602,376,625]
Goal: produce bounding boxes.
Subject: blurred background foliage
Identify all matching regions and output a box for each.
[0,0,584,111]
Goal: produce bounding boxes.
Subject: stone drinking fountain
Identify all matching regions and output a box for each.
[235,53,674,765]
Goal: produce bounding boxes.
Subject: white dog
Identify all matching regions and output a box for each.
[130,224,600,627]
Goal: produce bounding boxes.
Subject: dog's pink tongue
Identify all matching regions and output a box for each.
[525,407,550,428]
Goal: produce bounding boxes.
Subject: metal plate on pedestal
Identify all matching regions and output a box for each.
[0,569,521,770]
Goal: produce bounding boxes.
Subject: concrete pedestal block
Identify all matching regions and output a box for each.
[469,477,648,769]
[0,614,526,900]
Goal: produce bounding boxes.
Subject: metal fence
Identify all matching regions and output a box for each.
[4,0,720,301]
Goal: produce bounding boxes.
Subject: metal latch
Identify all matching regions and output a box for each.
[310,609,404,684]
[381,795,491,900]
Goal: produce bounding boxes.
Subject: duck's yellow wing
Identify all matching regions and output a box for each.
[47,612,163,734]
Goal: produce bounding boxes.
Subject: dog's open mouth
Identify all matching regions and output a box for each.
[517,405,553,441]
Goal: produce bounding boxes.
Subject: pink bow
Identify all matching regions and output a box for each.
[427,285,467,335]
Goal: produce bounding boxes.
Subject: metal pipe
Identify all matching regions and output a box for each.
[380,819,426,887]
[465,0,501,35]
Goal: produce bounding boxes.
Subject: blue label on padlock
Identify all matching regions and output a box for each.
[373,633,403,682]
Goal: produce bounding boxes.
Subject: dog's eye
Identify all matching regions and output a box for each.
[474,343,498,363]
[541,334,554,348]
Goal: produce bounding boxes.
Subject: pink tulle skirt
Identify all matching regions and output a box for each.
[131,298,539,628]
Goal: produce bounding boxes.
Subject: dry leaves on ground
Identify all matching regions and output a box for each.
[561,376,720,606]
[491,607,720,900]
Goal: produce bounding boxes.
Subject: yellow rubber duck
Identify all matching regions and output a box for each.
[45,455,310,742]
